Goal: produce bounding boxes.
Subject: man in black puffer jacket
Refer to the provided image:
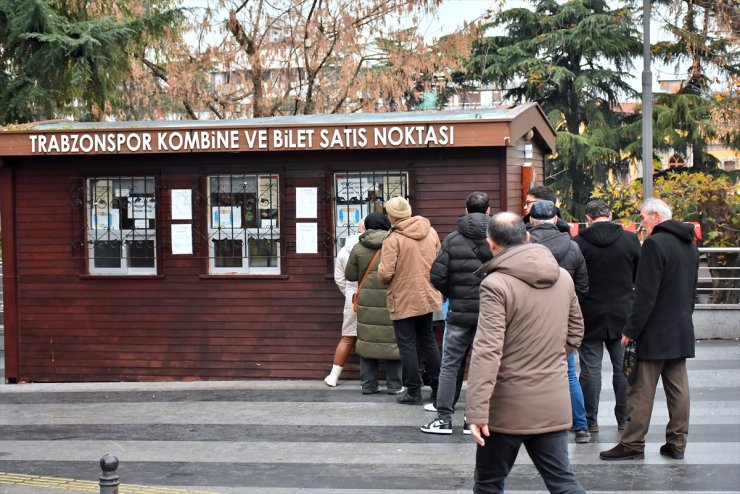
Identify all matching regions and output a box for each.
[574,199,641,434]
[421,192,492,435]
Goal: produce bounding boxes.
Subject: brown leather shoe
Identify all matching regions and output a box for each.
[600,443,645,461]
[659,443,685,459]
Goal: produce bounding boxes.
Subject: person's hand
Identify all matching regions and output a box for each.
[469,423,490,447]
[621,335,634,347]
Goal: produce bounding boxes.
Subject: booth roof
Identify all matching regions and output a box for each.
[17,103,544,131]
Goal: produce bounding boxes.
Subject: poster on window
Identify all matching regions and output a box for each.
[94,179,113,210]
[129,196,156,219]
[93,209,120,230]
[258,176,279,209]
[336,204,365,227]
[211,206,242,228]
[335,176,375,204]
[382,175,406,201]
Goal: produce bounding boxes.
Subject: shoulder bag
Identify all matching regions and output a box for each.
[352,249,381,312]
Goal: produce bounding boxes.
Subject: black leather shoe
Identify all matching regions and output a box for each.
[600,443,645,461]
[396,392,422,405]
[660,443,685,459]
[362,388,379,395]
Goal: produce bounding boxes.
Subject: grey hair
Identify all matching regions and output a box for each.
[487,211,527,247]
[531,217,555,226]
[640,197,672,220]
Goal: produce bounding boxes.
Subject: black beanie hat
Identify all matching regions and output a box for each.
[364,212,392,231]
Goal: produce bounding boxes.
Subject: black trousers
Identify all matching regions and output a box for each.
[475,429,585,494]
[392,313,440,396]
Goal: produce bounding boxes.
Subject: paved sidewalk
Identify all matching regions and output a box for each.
[0,340,738,493]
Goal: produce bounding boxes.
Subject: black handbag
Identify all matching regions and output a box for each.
[623,341,638,385]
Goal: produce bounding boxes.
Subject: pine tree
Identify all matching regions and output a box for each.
[651,0,739,168]
[0,0,183,123]
[465,0,641,217]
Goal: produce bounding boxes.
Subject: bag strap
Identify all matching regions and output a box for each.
[357,249,382,297]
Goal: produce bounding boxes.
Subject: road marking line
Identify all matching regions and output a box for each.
[0,472,218,493]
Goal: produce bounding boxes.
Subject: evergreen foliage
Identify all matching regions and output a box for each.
[0,0,183,123]
[465,0,641,218]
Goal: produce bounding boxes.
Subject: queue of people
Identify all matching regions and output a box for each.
[323,190,698,493]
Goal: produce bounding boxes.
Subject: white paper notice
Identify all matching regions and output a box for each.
[295,222,318,254]
[171,224,193,255]
[295,187,317,219]
[171,189,192,220]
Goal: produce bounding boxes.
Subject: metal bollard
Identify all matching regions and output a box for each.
[99,453,120,494]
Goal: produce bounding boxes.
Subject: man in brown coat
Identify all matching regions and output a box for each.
[467,212,585,494]
[378,196,443,405]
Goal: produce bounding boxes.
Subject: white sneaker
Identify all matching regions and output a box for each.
[421,418,452,435]
[424,403,437,412]
[463,417,471,435]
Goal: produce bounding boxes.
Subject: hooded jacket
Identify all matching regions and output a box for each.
[378,216,442,320]
[623,220,699,360]
[466,243,584,434]
[529,223,589,297]
[345,229,400,360]
[574,222,641,340]
[430,212,492,327]
[334,234,360,337]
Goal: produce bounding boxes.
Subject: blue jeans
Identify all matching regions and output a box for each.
[568,352,587,430]
[474,429,585,494]
[578,337,628,427]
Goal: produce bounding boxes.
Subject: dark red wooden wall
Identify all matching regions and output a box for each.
[5,146,508,382]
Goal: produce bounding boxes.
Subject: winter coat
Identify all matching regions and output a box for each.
[529,223,589,297]
[334,234,360,337]
[574,222,641,340]
[430,212,492,327]
[345,229,400,360]
[623,220,699,360]
[466,243,584,434]
[378,216,443,320]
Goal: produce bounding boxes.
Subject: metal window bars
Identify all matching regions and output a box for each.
[333,171,408,254]
[207,174,280,270]
[87,177,156,271]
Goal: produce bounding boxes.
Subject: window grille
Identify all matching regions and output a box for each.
[333,171,409,254]
[207,174,280,274]
[86,177,157,275]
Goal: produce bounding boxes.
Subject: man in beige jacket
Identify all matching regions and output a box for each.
[378,196,443,406]
[467,212,585,494]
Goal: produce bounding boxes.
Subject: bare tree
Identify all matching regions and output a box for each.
[174,0,477,118]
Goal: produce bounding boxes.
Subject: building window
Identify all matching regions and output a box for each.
[333,171,409,253]
[208,174,280,274]
[86,177,157,275]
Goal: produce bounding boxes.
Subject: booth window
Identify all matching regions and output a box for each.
[207,174,280,274]
[86,177,157,275]
[333,171,409,254]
